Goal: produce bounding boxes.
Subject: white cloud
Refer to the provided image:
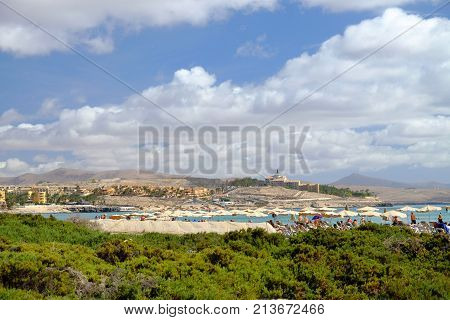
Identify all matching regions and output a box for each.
[299,0,428,12]
[236,34,275,58]
[0,158,64,177]
[38,98,61,117]
[0,8,449,177]
[0,158,30,175]
[0,108,24,125]
[0,0,278,56]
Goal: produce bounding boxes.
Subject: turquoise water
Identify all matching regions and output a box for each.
[41,204,449,225]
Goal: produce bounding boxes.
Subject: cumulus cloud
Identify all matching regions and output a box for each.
[299,0,428,12]
[0,0,278,56]
[0,8,449,177]
[0,108,24,125]
[0,158,64,176]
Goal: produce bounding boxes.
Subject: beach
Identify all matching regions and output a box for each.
[92,219,276,235]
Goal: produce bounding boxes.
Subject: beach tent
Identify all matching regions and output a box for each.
[357,206,380,212]
[399,206,417,212]
[381,210,407,219]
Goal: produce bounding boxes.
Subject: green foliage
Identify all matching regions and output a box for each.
[5,193,28,209]
[47,193,99,205]
[0,215,448,300]
[319,185,375,198]
[229,177,265,187]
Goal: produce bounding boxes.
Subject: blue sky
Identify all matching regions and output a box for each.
[1,4,373,112]
[0,0,449,183]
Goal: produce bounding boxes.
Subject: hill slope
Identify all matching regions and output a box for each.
[0,168,187,186]
[332,173,450,189]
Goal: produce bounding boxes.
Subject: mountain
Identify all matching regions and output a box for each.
[0,168,192,186]
[332,173,450,189]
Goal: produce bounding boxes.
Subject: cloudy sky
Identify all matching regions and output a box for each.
[0,0,449,183]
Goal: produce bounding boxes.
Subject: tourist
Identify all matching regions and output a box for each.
[438,213,443,224]
[352,219,358,227]
[360,217,366,225]
[392,216,399,226]
[410,211,416,225]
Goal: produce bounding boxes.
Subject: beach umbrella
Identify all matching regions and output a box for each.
[382,210,407,219]
[417,205,442,212]
[336,210,358,217]
[298,209,317,215]
[399,206,417,212]
[359,211,381,217]
[321,211,341,217]
[247,211,268,217]
[416,206,441,222]
[357,206,379,212]
[317,206,337,212]
[300,206,316,212]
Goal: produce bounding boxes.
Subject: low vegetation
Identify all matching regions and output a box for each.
[229,177,265,187]
[0,214,448,299]
[47,193,99,205]
[5,193,29,209]
[319,185,375,198]
[227,178,374,199]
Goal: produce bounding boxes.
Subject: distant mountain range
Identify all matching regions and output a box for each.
[332,173,450,189]
[0,168,185,186]
[1,169,448,190]
[0,168,226,188]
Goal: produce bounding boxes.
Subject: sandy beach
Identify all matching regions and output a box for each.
[10,204,72,214]
[92,219,276,235]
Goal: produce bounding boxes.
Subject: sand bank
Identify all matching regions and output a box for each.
[92,220,276,235]
[11,205,71,214]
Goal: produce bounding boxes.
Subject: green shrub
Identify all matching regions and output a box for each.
[0,214,448,300]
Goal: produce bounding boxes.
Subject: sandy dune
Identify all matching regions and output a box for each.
[92,220,276,234]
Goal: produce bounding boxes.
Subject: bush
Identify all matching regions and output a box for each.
[0,214,448,299]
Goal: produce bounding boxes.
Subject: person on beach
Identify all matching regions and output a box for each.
[360,217,366,225]
[438,213,443,224]
[352,219,358,227]
[410,212,417,225]
[392,216,399,226]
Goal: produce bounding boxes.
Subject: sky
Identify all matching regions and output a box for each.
[0,0,449,183]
